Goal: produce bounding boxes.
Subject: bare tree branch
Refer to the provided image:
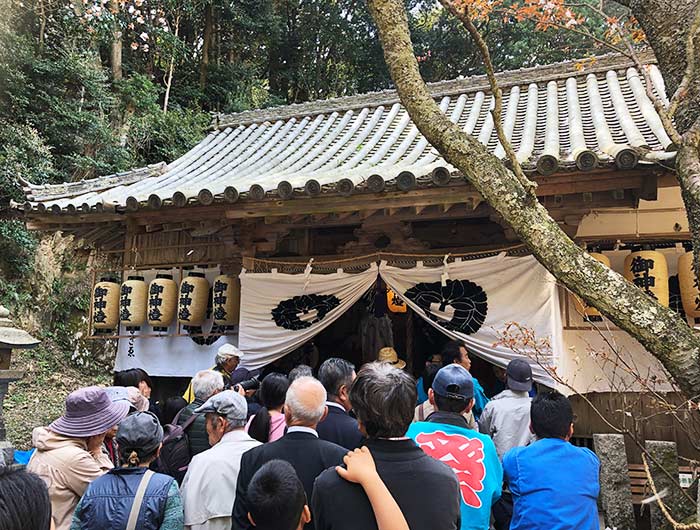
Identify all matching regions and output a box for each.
[497,323,698,505]
[438,0,537,196]
[617,29,684,146]
[563,0,684,144]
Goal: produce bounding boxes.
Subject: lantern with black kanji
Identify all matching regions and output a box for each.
[120,275,148,330]
[92,277,120,334]
[178,271,209,326]
[387,288,407,313]
[212,274,240,328]
[623,249,669,307]
[677,251,700,323]
[148,273,178,331]
[574,252,611,322]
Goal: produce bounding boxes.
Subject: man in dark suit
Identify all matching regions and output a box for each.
[232,376,346,530]
[316,358,363,450]
[312,362,461,530]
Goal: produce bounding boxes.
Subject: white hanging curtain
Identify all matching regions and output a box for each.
[379,254,561,385]
[237,263,379,369]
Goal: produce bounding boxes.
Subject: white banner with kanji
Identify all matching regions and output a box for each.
[115,267,235,377]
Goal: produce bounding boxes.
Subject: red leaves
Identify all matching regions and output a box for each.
[415,431,486,508]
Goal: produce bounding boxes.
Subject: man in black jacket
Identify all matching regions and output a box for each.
[312,362,461,530]
[316,358,363,450]
[177,369,224,457]
[232,376,346,530]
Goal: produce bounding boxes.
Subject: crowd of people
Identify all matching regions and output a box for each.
[1,340,601,530]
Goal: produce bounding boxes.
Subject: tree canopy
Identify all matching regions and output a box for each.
[0,0,616,279]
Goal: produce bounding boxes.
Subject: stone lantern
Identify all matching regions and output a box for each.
[0,305,39,464]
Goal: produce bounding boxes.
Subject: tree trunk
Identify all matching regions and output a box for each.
[367,0,700,399]
[678,140,700,279]
[38,0,46,50]
[613,0,700,289]
[199,3,213,90]
[109,0,122,81]
[163,15,180,113]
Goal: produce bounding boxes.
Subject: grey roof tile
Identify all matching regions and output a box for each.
[20,53,675,213]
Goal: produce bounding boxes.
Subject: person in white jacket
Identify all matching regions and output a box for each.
[180,390,261,530]
[478,359,536,459]
[478,358,536,530]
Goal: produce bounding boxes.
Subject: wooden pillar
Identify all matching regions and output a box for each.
[593,434,636,530]
[123,218,138,269]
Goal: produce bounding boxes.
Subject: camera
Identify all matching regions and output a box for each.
[234,375,261,392]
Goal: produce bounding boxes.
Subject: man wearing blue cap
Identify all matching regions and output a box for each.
[406,364,502,530]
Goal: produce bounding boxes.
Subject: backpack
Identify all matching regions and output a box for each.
[152,407,198,484]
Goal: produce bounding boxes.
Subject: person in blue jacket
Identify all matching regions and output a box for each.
[415,353,442,405]
[440,341,489,419]
[503,391,600,530]
[71,412,184,530]
[407,364,502,530]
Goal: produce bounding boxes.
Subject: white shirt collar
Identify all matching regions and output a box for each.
[218,429,252,444]
[326,401,346,412]
[287,426,318,437]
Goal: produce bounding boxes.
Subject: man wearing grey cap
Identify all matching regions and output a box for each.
[478,358,536,530]
[180,390,261,530]
[478,359,536,460]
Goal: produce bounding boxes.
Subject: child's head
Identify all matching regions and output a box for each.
[247,460,310,530]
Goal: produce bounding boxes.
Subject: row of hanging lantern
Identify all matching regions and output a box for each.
[92,271,240,334]
[577,246,700,324]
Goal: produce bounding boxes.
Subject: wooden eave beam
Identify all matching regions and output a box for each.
[23,167,670,232]
[127,185,482,224]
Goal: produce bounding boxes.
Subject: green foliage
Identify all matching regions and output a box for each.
[20,46,132,179]
[0,221,37,278]
[128,107,210,164]
[0,276,33,309]
[0,122,56,206]
[115,73,161,114]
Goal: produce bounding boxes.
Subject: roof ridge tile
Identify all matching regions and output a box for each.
[212,52,654,130]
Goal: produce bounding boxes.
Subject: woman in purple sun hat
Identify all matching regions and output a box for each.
[27,386,130,530]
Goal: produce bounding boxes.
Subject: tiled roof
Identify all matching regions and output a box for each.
[19,53,675,213]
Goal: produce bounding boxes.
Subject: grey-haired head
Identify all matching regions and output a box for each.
[350,362,416,439]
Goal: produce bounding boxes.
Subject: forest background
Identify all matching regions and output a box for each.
[0,0,612,446]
